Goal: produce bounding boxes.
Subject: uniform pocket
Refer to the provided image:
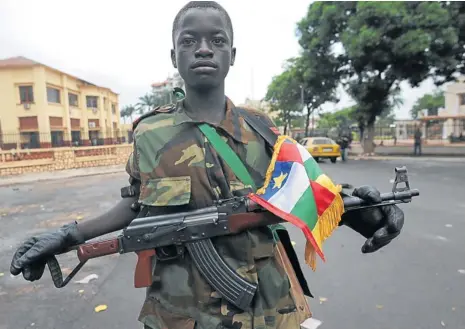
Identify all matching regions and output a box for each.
[139,176,191,206]
[139,297,196,329]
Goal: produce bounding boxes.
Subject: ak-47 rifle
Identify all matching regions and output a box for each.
[45,166,419,311]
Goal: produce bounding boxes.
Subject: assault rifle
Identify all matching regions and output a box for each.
[45,166,419,311]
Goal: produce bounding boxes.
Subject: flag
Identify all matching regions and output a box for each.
[248,135,344,270]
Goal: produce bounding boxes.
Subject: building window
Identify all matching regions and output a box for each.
[112,103,116,114]
[459,94,465,105]
[71,131,81,146]
[47,87,61,103]
[68,93,79,107]
[20,132,40,149]
[86,96,99,108]
[19,86,34,103]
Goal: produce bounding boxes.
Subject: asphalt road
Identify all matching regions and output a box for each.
[1,158,464,329]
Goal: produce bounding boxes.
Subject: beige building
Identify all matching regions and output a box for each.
[0,56,122,149]
[239,98,279,121]
[418,76,465,139]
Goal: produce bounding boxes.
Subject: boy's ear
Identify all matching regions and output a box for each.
[171,49,177,68]
[230,47,236,66]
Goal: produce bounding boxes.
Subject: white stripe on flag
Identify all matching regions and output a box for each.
[296,143,312,162]
[267,162,310,213]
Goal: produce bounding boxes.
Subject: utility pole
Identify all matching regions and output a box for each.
[250,67,254,100]
[300,85,307,137]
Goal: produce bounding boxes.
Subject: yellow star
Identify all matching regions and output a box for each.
[273,172,288,189]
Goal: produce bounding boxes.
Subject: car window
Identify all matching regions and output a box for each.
[312,138,333,145]
[300,139,308,146]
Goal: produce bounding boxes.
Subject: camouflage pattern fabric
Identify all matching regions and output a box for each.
[126,98,301,329]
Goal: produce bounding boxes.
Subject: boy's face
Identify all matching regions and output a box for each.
[171,8,236,91]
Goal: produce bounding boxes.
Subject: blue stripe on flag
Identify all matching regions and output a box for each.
[260,161,293,200]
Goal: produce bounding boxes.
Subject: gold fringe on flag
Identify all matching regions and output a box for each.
[305,180,344,271]
[256,135,288,195]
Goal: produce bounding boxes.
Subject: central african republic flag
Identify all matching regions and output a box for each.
[248,135,344,270]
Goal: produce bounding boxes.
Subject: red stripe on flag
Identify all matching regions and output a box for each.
[276,142,303,164]
[310,180,336,216]
[248,193,325,261]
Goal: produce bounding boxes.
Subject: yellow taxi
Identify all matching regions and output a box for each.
[300,137,340,163]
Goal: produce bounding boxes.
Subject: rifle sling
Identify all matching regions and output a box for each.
[197,123,256,190]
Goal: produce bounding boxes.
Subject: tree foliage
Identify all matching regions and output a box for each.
[265,62,304,134]
[317,106,356,128]
[295,1,465,153]
[410,90,445,119]
[120,105,138,123]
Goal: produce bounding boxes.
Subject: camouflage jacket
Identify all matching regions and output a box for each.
[126,98,302,329]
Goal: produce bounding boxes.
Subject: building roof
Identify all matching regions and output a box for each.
[0,56,118,94]
[0,56,40,68]
[151,80,170,88]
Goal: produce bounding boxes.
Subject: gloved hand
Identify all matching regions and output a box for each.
[10,222,85,282]
[340,185,404,253]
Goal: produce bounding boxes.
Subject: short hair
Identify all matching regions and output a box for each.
[172,1,234,47]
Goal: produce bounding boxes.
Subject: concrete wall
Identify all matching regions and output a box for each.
[0,144,132,176]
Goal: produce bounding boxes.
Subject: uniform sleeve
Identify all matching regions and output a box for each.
[121,140,141,198]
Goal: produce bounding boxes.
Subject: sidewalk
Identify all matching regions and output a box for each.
[0,164,126,187]
[349,143,465,157]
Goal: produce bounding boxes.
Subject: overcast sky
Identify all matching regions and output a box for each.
[1,0,439,119]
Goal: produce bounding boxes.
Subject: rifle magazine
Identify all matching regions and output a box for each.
[186,239,257,311]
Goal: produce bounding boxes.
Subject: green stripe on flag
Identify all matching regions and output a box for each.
[303,157,323,181]
[290,187,319,230]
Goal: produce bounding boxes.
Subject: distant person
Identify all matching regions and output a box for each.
[414,127,422,156]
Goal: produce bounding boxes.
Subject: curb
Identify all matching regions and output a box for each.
[0,167,125,187]
[350,155,465,162]
[349,152,465,158]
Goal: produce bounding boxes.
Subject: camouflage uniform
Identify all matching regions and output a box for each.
[126,98,303,329]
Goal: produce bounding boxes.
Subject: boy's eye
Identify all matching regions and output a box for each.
[182,39,195,45]
[212,38,225,45]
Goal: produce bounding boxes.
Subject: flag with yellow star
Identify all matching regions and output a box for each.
[249,135,344,270]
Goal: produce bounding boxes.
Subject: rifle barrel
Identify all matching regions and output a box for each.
[343,189,420,209]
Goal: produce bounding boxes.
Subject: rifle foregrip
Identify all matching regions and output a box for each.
[134,249,156,288]
[77,238,119,262]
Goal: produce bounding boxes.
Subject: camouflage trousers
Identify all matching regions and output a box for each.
[142,309,303,329]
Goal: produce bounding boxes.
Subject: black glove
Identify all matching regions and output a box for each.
[10,222,85,282]
[340,185,404,253]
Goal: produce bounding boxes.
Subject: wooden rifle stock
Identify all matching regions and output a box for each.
[227,212,283,234]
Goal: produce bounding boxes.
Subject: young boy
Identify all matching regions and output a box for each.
[10,2,404,328]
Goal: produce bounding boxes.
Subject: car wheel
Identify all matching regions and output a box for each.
[330,157,337,163]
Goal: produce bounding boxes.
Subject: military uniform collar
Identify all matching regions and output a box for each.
[172,97,249,144]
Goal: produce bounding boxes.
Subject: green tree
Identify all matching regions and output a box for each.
[292,56,339,136]
[120,105,137,123]
[296,1,465,153]
[317,106,356,128]
[265,63,304,135]
[137,94,156,114]
[410,90,444,119]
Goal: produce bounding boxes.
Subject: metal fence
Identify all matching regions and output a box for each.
[291,120,465,146]
[0,130,133,150]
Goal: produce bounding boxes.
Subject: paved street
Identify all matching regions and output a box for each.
[1,158,464,329]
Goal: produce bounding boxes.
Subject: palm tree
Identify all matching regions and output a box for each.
[120,107,129,124]
[137,93,155,114]
[121,105,138,123]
